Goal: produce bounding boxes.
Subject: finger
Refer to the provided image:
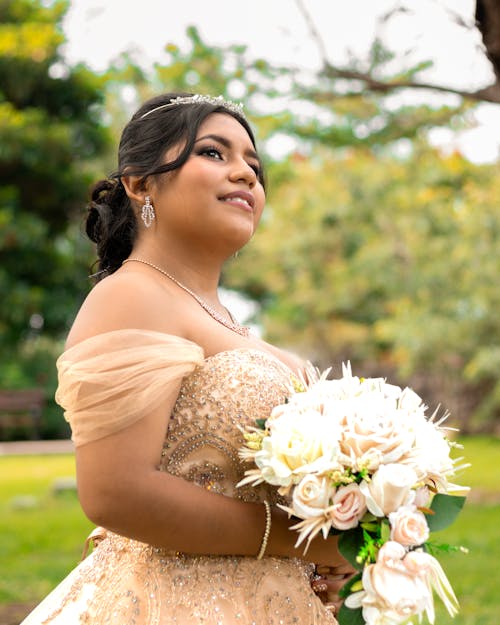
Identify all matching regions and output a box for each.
[321,577,348,597]
[311,580,329,594]
[323,602,339,618]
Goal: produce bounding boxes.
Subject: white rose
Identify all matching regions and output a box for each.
[328,483,367,530]
[254,410,340,486]
[292,474,335,519]
[403,550,433,575]
[339,394,415,466]
[377,540,407,566]
[403,550,459,618]
[346,541,432,625]
[389,505,430,546]
[360,464,417,517]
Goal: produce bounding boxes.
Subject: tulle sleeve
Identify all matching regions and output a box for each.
[55,329,205,447]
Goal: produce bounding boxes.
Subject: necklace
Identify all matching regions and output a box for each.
[122,258,250,337]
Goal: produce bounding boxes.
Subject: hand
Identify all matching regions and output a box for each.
[311,563,357,615]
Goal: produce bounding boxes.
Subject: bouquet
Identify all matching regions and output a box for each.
[238,363,469,625]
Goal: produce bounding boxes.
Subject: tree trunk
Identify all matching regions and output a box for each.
[476,0,500,80]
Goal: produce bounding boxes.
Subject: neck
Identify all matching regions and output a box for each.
[130,238,224,303]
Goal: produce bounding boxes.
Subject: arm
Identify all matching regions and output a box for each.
[76,390,345,566]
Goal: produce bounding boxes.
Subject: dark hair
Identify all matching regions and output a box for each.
[86,92,264,281]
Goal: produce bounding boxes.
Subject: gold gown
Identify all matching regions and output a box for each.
[21,330,337,625]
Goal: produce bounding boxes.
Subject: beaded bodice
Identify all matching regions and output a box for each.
[159,348,293,503]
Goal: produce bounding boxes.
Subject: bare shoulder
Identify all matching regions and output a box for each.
[66,269,188,348]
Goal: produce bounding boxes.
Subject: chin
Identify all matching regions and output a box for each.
[221,222,255,252]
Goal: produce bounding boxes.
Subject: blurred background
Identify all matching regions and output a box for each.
[0,1,499,623]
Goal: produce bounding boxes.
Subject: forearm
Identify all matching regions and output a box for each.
[75,405,345,565]
[83,468,284,555]
[79,468,342,565]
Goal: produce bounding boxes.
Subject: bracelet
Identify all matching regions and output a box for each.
[257,500,272,560]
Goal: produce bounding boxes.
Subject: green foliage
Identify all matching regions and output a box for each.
[427,494,467,532]
[338,526,365,570]
[337,603,365,625]
[0,0,110,432]
[0,0,109,231]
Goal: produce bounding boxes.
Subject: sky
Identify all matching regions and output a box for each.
[61,0,500,163]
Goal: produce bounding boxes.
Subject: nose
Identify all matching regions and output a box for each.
[229,158,257,187]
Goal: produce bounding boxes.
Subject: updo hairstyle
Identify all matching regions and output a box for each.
[86,92,263,281]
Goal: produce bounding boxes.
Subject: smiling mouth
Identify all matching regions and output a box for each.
[220,196,253,211]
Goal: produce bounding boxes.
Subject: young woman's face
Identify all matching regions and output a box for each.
[152,113,265,253]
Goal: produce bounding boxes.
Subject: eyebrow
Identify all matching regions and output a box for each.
[194,133,259,161]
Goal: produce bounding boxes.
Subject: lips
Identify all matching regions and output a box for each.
[219,191,255,211]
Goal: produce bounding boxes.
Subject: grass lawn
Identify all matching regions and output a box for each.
[0,454,93,603]
[0,436,498,624]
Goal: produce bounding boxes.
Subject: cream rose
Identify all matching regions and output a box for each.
[292,474,335,519]
[360,464,417,517]
[328,483,367,530]
[345,541,433,625]
[404,550,459,618]
[389,505,430,546]
[254,410,340,487]
[339,392,415,466]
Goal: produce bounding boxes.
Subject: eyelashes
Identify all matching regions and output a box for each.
[197,146,223,160]
[196,144,262,178]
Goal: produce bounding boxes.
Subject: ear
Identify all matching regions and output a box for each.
[121,175,154,207]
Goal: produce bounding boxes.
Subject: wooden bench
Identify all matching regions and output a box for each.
[0,389,45,440]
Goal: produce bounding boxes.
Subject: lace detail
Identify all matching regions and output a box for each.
[21,348,337,625]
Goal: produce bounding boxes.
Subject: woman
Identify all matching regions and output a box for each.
[21,93,353,624]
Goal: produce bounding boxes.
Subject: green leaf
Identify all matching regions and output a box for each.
[426,494,466,532]
[338,603,365,625]
[338,527,365,571]
[255,418,267,430]
[380,519,391,543]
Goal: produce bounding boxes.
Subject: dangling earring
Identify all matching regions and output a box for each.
[141,196,155,228]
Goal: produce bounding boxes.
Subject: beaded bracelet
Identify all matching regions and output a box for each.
[257,500,272,560]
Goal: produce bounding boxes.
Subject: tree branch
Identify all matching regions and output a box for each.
[295,0,500,104]
[294,0,329,66]
[321,64,500,104]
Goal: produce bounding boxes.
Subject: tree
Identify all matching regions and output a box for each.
[0,0,110,437]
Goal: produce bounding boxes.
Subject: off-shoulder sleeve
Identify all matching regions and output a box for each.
[55,329,204,447]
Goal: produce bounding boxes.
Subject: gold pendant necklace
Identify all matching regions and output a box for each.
[122,258,250,338]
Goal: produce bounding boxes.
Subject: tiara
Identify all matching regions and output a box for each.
[139,94,245,120]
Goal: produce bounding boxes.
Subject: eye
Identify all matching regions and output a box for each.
[198,145,223,160]
[248,161,262,177]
